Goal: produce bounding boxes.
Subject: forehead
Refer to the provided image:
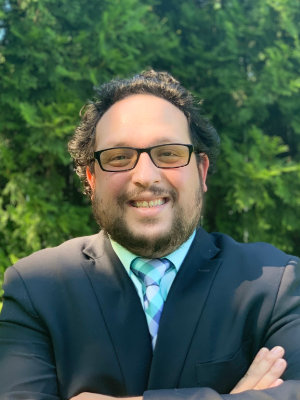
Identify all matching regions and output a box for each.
[95,94,190,148]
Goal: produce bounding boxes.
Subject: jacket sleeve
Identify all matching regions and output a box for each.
[144,381,300,400]
[0,266,60,400]
[144,258,300,400]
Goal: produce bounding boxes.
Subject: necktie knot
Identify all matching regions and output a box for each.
[131,257,172,287]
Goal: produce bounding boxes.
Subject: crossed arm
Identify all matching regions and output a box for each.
[70,346,287,400]
[1,258,299,400]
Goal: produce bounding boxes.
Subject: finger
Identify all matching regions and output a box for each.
[254,358,287,390]
[269,378,284,388]
[230,349,268,393]
[246,346,285,383]
[69,394,94,400]
[230,346,285,394]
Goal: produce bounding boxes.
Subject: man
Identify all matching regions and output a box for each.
[0,70,299,400]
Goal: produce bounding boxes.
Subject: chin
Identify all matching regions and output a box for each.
[109,223,183,258]
[130,225,171,241]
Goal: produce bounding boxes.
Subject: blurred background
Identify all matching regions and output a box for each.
[1,0,300,294]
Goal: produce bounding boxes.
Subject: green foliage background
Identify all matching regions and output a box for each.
[1,0,300,292]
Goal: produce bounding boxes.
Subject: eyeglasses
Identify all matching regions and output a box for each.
[94,143,194,172]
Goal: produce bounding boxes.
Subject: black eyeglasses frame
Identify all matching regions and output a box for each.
[94,143,195,172]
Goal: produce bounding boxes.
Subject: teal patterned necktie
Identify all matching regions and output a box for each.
[130,257,175,348]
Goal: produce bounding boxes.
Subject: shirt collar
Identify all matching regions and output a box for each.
[110,230,196,274]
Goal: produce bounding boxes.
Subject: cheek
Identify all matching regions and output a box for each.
[96,172,129,200]
[162,170,189,200]
[164,167,198,193]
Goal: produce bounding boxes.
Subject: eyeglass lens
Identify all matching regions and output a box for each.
[99,144,190,171]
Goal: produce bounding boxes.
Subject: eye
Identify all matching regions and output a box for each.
[106,153,132,166]
[110,154,130,161]
[159,151,177,157]
[157,149,182,159]
[152,145,189,167]
[101,148,136,168]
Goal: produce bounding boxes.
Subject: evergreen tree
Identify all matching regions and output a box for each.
[0,0,178,290]
[1,0,299,296]
[156,0,300,254]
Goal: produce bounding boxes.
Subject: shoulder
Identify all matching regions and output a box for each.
[219,233,288,259]
[196,228,298,267]
[195,230,300,298]
[2,233,111,318]
[6,233,103,278]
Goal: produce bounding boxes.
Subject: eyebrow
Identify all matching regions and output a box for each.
[101,137,186,149]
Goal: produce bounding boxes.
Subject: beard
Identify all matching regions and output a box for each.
[91,181,204,258]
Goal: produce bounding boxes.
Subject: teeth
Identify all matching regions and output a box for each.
[134,198,165,208]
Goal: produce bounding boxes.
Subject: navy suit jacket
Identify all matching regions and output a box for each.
[0,228,300,400]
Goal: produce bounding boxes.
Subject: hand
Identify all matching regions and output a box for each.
[230,346,287,394]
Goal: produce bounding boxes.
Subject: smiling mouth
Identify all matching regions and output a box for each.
[130,198,168,208]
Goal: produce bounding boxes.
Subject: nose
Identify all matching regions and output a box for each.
[131,152,161,188]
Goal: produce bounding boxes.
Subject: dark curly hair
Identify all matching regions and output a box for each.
[68,69,220,197]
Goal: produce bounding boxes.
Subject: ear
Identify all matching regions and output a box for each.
[86,166,96,191]
[198,154,209,192]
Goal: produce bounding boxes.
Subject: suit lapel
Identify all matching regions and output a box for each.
[81,232,152,395]
[148,228,222,389]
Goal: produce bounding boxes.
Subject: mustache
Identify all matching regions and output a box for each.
[117,185,177,205]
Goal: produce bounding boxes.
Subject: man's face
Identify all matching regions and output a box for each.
[87,94,209,258]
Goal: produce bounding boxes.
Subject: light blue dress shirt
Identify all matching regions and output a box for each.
[110,231,196,306]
